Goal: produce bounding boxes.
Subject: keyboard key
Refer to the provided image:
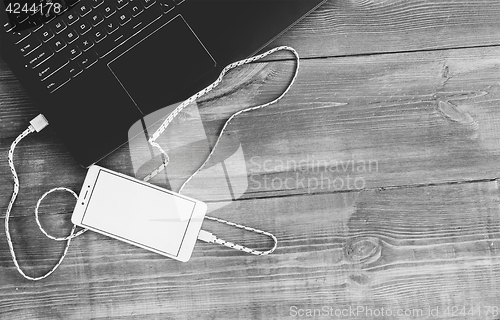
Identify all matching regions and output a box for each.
[18,36,42,56]
[64,12,80,25]
[15,12,30,24]
[36,55,69,80]
[52,20,67,34]
[159,0,174,13]
[50,0,67,13]
[90,11,104,26]
[77,36,94,51]
[90,0,104,8]
[44,68,71,93]
[62,28,79,44]
[27,46,54,68]
[10,29,32,44]
[104,19,119,34]
[129,4,144,17]
[142,0,156,8]
[75,20,92,35]
[118,11,131,26]
[67,44,82,60]
[48,36,67,52]
[39,13,56,25]
[38,26,55,42]
[77,51,98,69]
[102,4,117,18]
[66,0,81,7]
[28,16,44,30]
[91,28,107,43]
[77,3,92,17]
[3,20,16,32]
[115,0,129,10]
[132,5,162,29]
[39,6,59,24]
[94,33,122,58]
[68,61,83,77]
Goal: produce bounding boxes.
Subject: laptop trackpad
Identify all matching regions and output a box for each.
[108,15,216,114]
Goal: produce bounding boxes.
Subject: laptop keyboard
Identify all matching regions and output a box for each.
[3,0,186,93]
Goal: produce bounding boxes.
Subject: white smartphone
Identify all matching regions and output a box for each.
[71,165,207,262]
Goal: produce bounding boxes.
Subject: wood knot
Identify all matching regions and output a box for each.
[349,273,370,285]
[437,100,475,126]
[344,237,381,264]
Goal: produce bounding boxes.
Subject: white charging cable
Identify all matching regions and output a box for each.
[5,115,88,281]
[146,46,299,254]
[5,46,299,280]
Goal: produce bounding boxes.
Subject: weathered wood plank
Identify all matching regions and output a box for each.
[1,181,499,319]
[271,0,500,57]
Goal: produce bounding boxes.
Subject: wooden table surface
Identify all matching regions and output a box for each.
[2,1,500,319]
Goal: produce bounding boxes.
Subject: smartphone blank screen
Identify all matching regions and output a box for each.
[81,170,196,257]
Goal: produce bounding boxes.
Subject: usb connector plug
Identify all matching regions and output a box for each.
[29,114,49,132]
[198,230,216,243]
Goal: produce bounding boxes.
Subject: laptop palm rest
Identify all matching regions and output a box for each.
[107,15,216,115]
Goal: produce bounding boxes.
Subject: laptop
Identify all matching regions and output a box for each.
[1,0,326,167]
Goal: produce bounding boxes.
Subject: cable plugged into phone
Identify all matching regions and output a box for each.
[198,230,216,243]
[6,46,294,280]
[6,113,275,281]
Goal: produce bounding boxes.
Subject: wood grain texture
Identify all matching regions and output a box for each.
[1,1,500,319]
[1,181,499,319]
[270,0,500,57]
